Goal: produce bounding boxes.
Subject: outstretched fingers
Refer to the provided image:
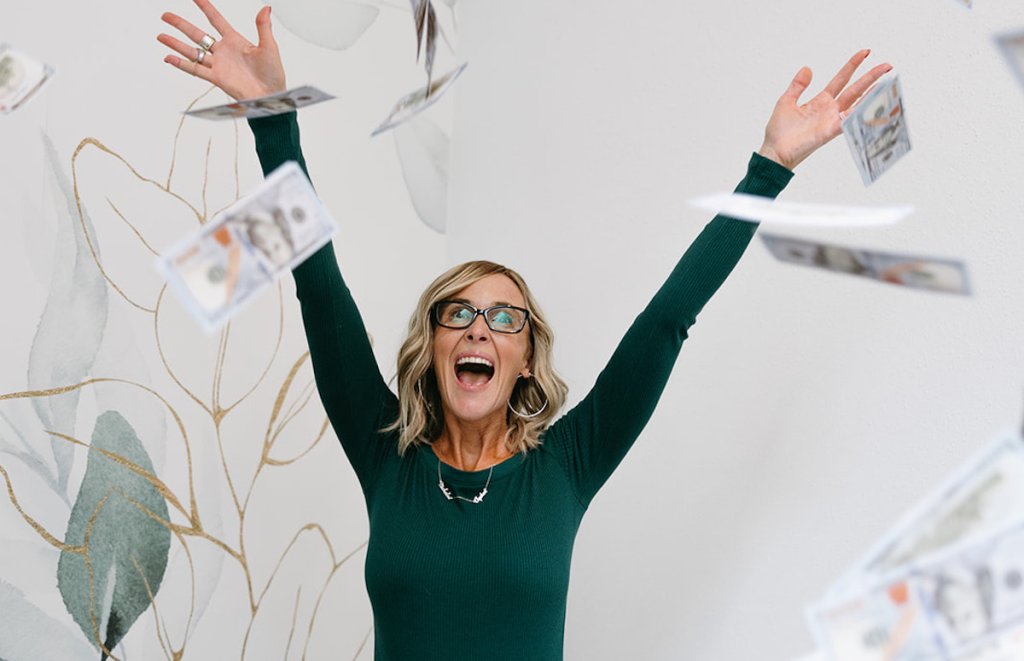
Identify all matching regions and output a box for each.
[158,33,213,66]
[254,6,275,48]
[193,0,235,36]
[164,53,215,82]
[823,49,871,99]
[836,62,893,112]
[779,66,813,106]
[161,11,211,46]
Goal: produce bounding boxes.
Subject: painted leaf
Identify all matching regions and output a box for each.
[27,134,109,496]
[393,114,449,233]
[0,578,93,661]
[0,407,61,495]
[57,411,170,658]
[271,0,379,50]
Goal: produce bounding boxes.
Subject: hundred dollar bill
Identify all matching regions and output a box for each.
[994,31,1024,93]
[813,524,1024,661]
[185,85,335,120]
[811,578,944,661]
[954,625,1024,661]
[689,193,913,228]
[371,62,467,136]
[759,233,971,295]
[828,432,1024,600]
[0,44,54,114]
[155,161,336,333]
[916,526,1024,656]
[842,76,912,185]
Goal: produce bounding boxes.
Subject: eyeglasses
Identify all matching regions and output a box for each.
[433,300,530,334]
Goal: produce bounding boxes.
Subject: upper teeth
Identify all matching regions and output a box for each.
[457,356,493,368]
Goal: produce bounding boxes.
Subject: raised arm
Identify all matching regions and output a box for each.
[549,50,892,506]
[158,0,396,488]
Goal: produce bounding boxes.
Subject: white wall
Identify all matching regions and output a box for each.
[3,0,1024,659]
[448,1,1024,659]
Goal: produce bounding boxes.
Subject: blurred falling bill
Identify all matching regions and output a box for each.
[812,523,1024,661]
[185,85,335,120]
[410,0,439,87]
[688,193,913,228]
[759,233,971,295]
[827,432,1024,600]
[371,62,467,136]
[916,527,1024,658]
[994,30,1024,92]
[842,75,912,186]
[811,579,944,661]
[155,162,336,333]
[0,44,54,114]
[965,626,1024,661]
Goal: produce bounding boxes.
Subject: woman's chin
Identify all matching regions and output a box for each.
[444,393,506,425]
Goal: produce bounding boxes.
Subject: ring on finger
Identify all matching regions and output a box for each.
[199,33,216,51]
[195,47,206,64]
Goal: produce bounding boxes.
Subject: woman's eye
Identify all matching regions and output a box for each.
[452,308,473,322]
[490,310,519,328]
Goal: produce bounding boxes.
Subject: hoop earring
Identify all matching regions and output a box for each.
[508,397,548,418]
[508,378,549,419]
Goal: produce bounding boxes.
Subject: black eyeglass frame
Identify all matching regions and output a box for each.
[432,300,531,334]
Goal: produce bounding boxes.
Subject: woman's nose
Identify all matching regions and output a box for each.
[464,314,491,340]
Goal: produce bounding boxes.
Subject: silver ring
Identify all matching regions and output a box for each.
[199,34,216,51]
[195,47,206,64]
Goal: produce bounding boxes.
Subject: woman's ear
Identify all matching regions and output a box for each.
[520,367,532,379]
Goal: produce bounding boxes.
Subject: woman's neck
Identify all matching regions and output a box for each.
[433,417,513,471]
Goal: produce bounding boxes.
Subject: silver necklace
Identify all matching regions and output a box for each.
[437,458,493,504]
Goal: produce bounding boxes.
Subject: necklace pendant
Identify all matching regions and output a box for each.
[436,458,493,504]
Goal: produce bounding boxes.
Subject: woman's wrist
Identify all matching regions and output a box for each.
[756,143,791,170]
[235,82,287,102]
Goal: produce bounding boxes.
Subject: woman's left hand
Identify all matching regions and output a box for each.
[758,49,891,171]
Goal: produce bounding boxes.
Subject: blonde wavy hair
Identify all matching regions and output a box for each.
[386,260,568,456]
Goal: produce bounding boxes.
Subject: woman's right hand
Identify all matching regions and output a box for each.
[158,0,286,101]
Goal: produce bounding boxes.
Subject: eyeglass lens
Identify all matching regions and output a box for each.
[436,301,527,333]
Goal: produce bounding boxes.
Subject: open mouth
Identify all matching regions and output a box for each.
[454,356,495,387]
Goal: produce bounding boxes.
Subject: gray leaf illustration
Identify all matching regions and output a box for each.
[0,578,93,661]
[272,0,379,50]
[393,114,449,233]
[28,134,109,497]
[57,411,170,658]
[0,408,61,495]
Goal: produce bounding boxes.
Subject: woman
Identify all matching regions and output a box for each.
[158,2,890,658]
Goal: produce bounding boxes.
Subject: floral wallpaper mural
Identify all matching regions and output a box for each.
[1,99,371,659]
[2,1,458,657]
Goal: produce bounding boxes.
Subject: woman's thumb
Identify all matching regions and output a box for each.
[256,6,274,46]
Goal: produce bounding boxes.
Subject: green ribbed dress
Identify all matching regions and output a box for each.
[249,111,793,660]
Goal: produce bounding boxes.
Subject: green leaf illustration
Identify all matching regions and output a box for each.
[57,411,170,658]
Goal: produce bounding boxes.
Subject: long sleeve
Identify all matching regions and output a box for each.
[547,152,794,507]
[248,112,396,491]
